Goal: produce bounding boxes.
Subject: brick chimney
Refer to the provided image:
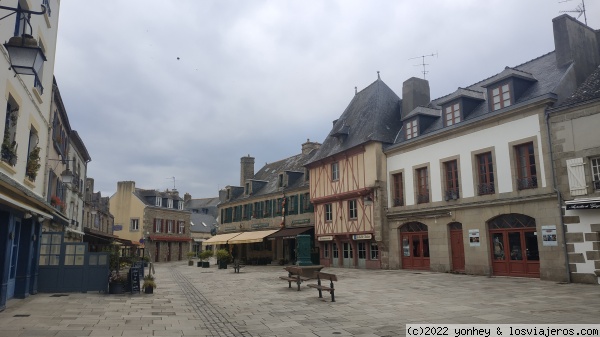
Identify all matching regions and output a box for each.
[553,14,600,86]
[301,138,321,155]
[401,77,430,119]
[240,155,255,186]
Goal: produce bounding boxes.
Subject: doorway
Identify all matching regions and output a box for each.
[449,222,465,272]
[332,242,339,267]
[7,218,22,299]
[342,242,353,268]
[489,214,540,278]
[400,222,430,270]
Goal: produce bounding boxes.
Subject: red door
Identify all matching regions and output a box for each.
[490,229,539,277]
[450,228,465,272]
[401,232,430,270]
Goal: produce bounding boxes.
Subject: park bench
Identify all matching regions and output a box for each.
[279,266,309,291]
[233,259,245,273]
[307,271,338,302]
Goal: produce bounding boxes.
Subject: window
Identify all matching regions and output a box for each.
[167,199,173,208]
[416,167,429,204]
[245,182,250,195]
[39,233,61,266]
[155,196,161,207]
[289,195,296,213]
[348,199,357,219]
[167,220,173,233]
[325,203,332,222]
[358,242,366,259]
[370,243,379,260]
[154,219,162,233]
[323,243,330,258]
[406,119,418,139]
[515,142,537,190]
[278,174,284,188]
[445,103,461,126]
[2,99,19,166]
[444,160,460,200]
[25,127,40,181]
[477,152,495,195]
[178,221,185,234]
[131,218,139,231]
[592,158,600,191]
[491,83,511,111]
[303,193,312,212]
[331,162,339,181]
[178,201,183,210]
[392,173,404,206]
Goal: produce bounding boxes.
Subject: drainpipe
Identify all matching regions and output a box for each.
[545,106,571,283]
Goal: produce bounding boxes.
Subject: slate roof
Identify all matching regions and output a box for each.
[190,213,218,234]
[134,188,185,210]
[222,149,318,205]
[306,78,402,165]
[559,65,600,106]
[389,51,569,147]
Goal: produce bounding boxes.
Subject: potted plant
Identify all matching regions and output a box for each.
[215,249,231,269]
[141,256,150,267]
[187,251,196,266]
[108,270,127,294]
[198,250,213,268]
[25,146,41,181]
[142,274,156,294]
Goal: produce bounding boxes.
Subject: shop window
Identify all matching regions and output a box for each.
[358,242,366,259]
[323,243,330,258]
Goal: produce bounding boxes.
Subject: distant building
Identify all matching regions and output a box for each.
[82,178,116,252]
[184,194,219,254]
[211,140,320,264]
[109,181,191,262]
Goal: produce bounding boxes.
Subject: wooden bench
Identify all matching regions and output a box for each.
[233,259,245,273]
[279,266,309,291]
[307,271,338,302]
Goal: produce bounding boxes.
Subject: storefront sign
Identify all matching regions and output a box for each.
[317,236,333,241]
[291,219,310,225]
[251,223,269,229]
[352,234,372,240]
[542,225,558,246]
[221,225,237,232]
[113,224,123,231]
[469,229,480,247]
[566,201,600,210]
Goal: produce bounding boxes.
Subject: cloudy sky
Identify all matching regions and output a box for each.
[53,0,599,199]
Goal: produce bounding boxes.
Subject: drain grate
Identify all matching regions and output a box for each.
[50,294,69,297]
[14,314,30,317]
[152,312,176,316]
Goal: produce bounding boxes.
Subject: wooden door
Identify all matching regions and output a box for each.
[489,214,539,278]
[449,223,465,272]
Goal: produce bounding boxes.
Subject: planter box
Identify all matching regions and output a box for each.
[144,286,154,294]
[202,261,210,268]
[188,260,194,266]
[108,283,125,294]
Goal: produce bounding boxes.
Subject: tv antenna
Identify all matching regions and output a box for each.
[559,0,587,25]
[166,176,176,189]
[409,52,438,79]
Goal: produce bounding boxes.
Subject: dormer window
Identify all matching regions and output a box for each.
[167,199,173,208]
[178,202,183,210]
[226,188,230,200]
[278,174,284,188]
[245,182,250,195]
[444,103,461,126]
[490,83,511,111]
[155,196,161,207]
[406,119,418,139]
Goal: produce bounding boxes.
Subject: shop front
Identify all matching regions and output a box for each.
[564,198,600,284]
[266,226,314,265]
[399,222,430,270]
[227,230,278,264]
[317,233,380,269]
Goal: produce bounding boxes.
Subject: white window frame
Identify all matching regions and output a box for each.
[167,199,173,208]
[178,201,184,210]
[370,242,379,260]
[406,119,418,139]
[155,219,162,233]
[331,162,339,181]
[591,157,600,192]
[167,220,173,233]
[178,221,185,234]
[348,199,357,219]
[491,83,511,111]
[130,218,139,231]
[325,203,332,222]
[155,196,161,207]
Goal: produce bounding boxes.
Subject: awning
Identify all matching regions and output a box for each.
[0,192,54,219]
[83,227,121,241]
[202,232,243,246]
[148,235,192,242]
[65,227,85,235]
[193,238,206,242]
[266,226,313,240]
[565,198,600,210]
[228,230,279,244]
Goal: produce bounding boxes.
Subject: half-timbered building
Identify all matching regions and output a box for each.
[305,74,405,269]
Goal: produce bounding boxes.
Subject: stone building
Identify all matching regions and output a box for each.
[82,178,117,252]
[210,140,320,264]
[384,15,599,282]
[548,65,600,284]
[109,181,191,262]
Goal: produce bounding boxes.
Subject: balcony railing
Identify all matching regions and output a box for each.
[416,192,429,204]
[478,183,495,195]
[34,74,44,94]
[517,176,538,190]
[444,188,460,201]
[393,197,404,207]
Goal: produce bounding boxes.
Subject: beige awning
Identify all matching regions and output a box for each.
[227,230,279,244]
[201,232,242,246]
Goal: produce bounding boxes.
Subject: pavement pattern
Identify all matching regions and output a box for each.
[0,261,598,337]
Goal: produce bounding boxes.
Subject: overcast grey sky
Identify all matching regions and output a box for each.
[53,0,599,199]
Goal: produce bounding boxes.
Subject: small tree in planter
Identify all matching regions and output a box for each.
[186,251,196,266]
[198,250,213,268]
[143,274,156,294]
[215,249,231,269]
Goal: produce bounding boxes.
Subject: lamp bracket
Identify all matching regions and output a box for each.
[0,5,47,17]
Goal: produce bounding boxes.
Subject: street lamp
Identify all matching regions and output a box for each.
[0,4,47,82]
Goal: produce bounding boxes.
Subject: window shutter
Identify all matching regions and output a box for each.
[299,195,304,214]
[566,158,587,196]
[153,219,157,233]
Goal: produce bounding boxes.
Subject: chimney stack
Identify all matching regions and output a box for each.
[184,193,192,202]
[240,155,255,186]
[402,77,430,119]
[301,138,321,155]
